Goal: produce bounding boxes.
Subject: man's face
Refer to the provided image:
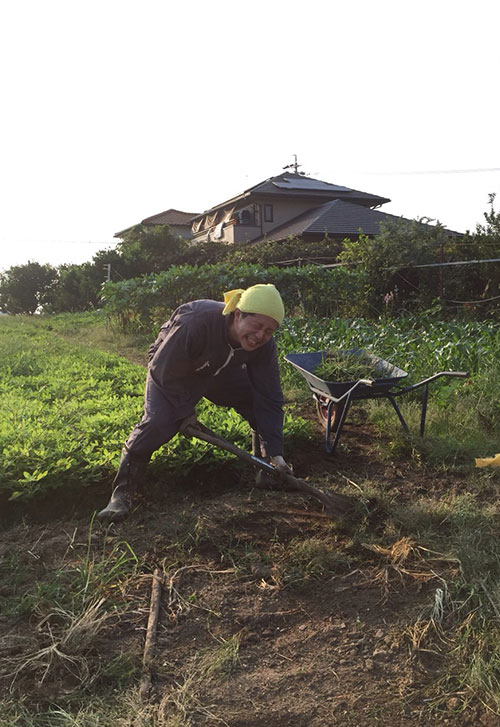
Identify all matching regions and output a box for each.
[230,310,278,351]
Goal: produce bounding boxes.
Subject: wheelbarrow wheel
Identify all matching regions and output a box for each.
[315,397,345,433]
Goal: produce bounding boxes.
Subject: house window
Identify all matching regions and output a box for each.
[237,205,258,226]
[264,204,274,223]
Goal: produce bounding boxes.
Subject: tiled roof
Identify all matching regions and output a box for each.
[253,173,390,207]
[141,209,199,226]
[114,208,199,238]
[192,173,390,220]
[252,200,460,242]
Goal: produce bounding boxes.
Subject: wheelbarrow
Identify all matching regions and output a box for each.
[285,349,469,454]
[180,419,356,519]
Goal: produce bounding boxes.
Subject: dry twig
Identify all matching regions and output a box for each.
[139,568,163,702]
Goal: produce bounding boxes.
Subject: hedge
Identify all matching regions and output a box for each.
[101,262,361,332]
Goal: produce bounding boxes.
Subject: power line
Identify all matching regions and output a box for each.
[393,257,500,270]
[364,167,500,176]
[0,239,116,246]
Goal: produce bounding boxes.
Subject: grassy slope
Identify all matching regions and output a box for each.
[1,312,500,726]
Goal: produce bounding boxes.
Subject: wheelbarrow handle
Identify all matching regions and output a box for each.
[395,370,469,394]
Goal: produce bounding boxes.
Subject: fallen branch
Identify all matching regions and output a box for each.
[139,567,163,702]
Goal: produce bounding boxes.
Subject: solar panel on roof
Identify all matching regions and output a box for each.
[272,177,352,192]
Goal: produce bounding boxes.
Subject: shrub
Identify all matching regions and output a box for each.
[101,262,360,331]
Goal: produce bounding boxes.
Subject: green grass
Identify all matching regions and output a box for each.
[400,498,500,713]
[3,310,500,722]
[0,316,147,498]
[6,310,498,484]
[0,315,313,500]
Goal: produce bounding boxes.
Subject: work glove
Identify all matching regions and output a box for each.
[270,455,294,479]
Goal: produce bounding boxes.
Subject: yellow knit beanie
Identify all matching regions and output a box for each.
[222,283,285,326]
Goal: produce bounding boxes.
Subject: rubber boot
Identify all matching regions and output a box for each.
[97,449,149,523]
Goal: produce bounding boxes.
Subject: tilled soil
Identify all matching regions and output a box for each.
[0,417,498,726]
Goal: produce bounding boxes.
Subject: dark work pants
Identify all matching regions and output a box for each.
[125,367,258,460]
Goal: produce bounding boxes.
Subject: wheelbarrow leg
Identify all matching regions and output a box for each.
[419,384,430,437]
[386,394,410,434]
[325,398,351,454]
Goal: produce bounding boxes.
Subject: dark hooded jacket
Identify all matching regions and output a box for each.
[148,299,284,456]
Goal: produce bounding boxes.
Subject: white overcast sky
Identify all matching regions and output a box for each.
[1,0,499,272]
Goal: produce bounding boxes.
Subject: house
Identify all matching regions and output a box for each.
[190,172,393,245]
[114,208,199,240]
[190,172,460,244]
[114,172,460,246]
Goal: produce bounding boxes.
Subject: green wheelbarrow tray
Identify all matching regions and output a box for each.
[285,349,469,454]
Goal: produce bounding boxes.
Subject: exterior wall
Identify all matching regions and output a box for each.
[191,196,320,245]
[170,224,193,239]
[231,223,261,243]
[221,224,235,244]
[259,198,315,236]
[192,224,258,244]
[227,198,318,243]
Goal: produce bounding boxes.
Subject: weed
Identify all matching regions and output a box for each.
[199,631,242,679]
[394,489,500,714]
[158,632,242,726]
[315,349,381,382]
[8,597,112,689]
[99,652,140,687]
[270,536,351,588]
[1,517,142,701]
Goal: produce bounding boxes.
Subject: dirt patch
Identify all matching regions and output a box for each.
[0,417,496,725]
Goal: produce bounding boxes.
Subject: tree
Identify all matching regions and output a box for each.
[43,247,133,312]
[459,193,500,310]
[115,225,190,274]
[476,193,500,237]
[338,219,448,315]
[43,262,104,312]
[0,261,58,314]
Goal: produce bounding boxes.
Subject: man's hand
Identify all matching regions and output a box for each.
[270,455,293,479]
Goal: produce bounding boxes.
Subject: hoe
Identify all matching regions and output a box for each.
[181,419,355,519]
